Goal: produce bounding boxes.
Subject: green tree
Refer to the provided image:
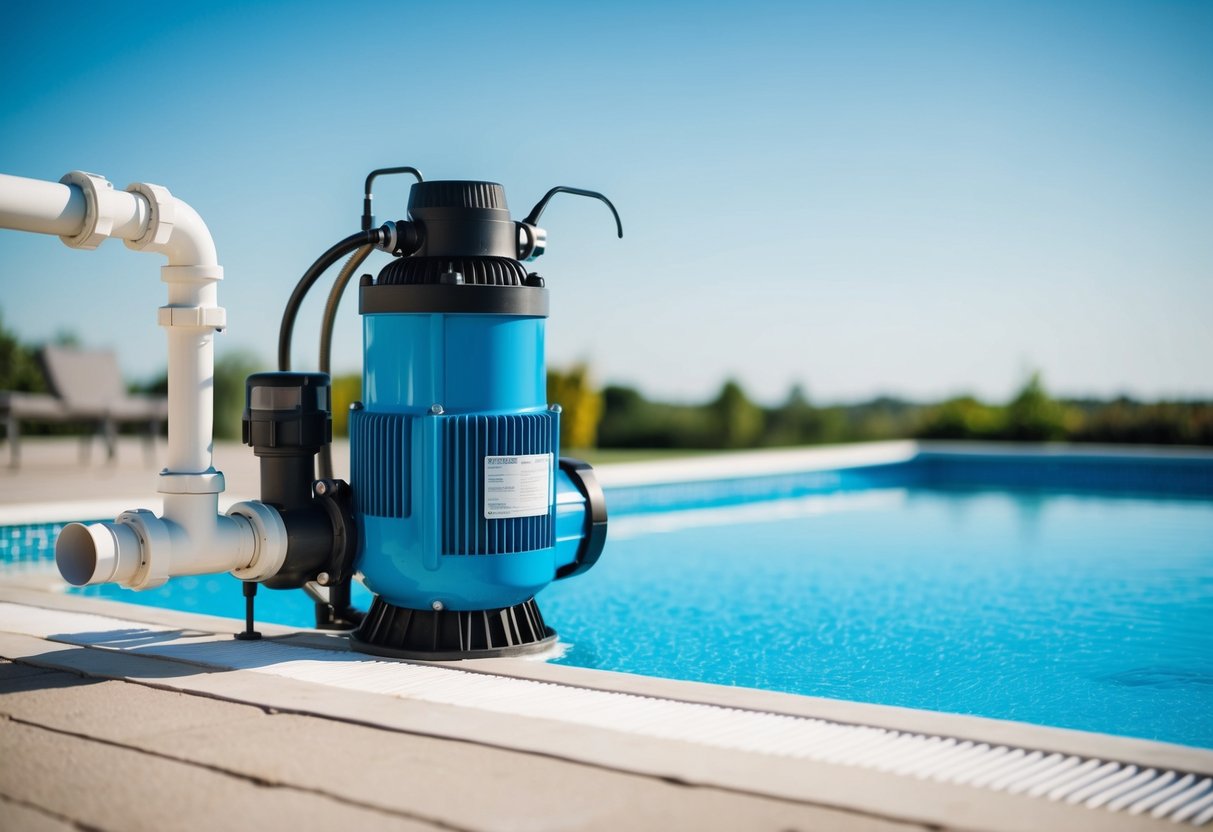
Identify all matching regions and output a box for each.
[213,349,267,440]
[0,310,47,393]
[844,396,923,441]
[547,363,603,450]
[765,384,829,446]
[330,373,361,437]
[707,379,764,449]
[916,395,1003,440]
[1000,372,1072,441]
[597,384,716,448]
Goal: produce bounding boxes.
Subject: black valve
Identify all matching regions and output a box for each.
[243,372,331,510]
[242,372,357,596]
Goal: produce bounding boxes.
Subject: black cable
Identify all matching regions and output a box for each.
[277,229,381,371]
[276,231,381,630]
[318,244,373,480]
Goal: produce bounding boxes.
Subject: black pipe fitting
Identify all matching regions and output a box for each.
[242,372,357,593]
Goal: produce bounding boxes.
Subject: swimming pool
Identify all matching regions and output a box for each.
[9,444,1213,749]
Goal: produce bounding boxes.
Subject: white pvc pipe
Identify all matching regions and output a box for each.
[163,304,217,474]
[56,501,266,589]
[0,172,221,479]
[0,172,216,264]
[0,170,288,589]
[162,494,257,575]
[156,199,217,266]
[0,172,151,240]
[0,174,86,236]
[145,195,221,476]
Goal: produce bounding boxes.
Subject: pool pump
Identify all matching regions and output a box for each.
[264,169,618,658]
[0,165,616,660]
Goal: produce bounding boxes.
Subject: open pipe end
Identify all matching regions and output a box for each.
[56,522,141,586]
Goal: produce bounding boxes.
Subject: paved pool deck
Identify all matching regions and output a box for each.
[2,438,1212,830]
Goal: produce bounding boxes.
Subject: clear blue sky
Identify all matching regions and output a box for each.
[2,0,1210,404]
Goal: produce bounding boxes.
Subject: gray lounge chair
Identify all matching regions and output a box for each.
[0,346,167,468]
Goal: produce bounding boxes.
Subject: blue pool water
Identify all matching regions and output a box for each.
[543,485,1213,748]
[7,451,1213,748]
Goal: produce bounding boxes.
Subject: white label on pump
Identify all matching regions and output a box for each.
[483,453,553,519]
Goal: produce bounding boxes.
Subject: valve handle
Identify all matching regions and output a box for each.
[523,186,623,238]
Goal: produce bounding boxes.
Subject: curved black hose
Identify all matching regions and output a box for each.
[296,239,378,631]
[278,229,381,371]
[278,231,383,631]
[317,244,373,479]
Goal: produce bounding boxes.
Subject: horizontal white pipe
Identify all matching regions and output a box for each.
[0,174,86,236]
[0,172,153,241]
[56,522,141,586]
[56,516,250,589]
[0,171,217,266]
[55,499,282,589]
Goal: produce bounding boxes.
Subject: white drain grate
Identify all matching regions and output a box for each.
[3,602,1212,826]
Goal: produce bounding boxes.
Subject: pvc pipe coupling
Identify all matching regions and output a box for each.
[55,500,288,590]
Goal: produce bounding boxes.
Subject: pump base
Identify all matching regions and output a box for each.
[349,596,556,660]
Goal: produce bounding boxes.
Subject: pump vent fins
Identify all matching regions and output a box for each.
[350,595,555,660]
[442,412,556,555]
[350,411,411,518]
[377,256,527,286]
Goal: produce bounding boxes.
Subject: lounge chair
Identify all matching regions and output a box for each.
[0,346,167,468]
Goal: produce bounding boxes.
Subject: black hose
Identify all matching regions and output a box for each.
[317,244,373,479]
[278,231,382,631]
[278,229,381,371]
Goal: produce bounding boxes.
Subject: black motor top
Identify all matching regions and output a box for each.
[375,179,621,289]
[378,181,525,287]
[406,181,517,260]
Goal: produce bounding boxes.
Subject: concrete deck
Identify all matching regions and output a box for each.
[3,439,1212,830]
[0,437,306,522]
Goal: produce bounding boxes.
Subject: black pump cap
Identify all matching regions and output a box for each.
[406,180,516,258]
[243,372,332,453]
[408,181,508,213]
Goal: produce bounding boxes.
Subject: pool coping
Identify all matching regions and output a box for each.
[4,440,1213,829]
[6,581,1211,774]
[3,584,1211,832]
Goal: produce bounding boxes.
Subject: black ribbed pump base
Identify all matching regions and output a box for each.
[350,596,556,660]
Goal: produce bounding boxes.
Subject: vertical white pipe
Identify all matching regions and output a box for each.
[151,199,222,477]
[161,271,219,474]
[163,326,215,473]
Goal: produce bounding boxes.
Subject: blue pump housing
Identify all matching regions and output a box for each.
[353,313,592,610]
[347,179,611,626]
